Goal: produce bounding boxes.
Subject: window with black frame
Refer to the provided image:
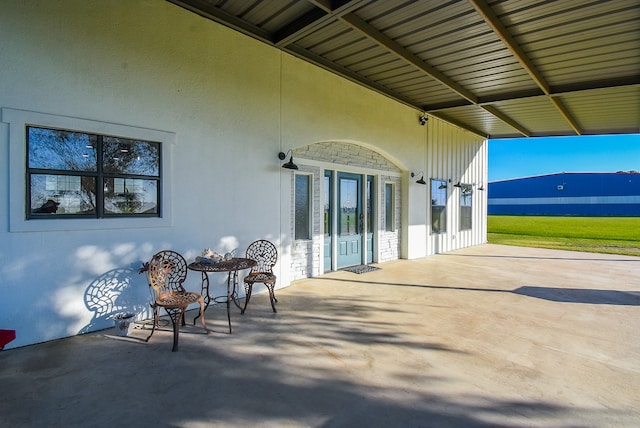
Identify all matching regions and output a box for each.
[27,126,161,218]
[294,173,311,240]
[431,179,447,233]
[459,184,473,231]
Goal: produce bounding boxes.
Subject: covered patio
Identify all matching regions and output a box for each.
[1,244,638,427]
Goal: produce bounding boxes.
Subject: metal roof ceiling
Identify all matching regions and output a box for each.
[168,0,640,139]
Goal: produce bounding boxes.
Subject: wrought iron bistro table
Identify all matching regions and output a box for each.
[187,258,257,333]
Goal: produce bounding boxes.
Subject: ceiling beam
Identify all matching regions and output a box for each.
[548,97,581,135]
[274,7,330,47]
[275,0,368,47]
[307,0,366,13]
[481,105,530,137]
[340,12,478,104]
[307,0,333,11]
[339,11,536,138]
[468,0,583,135]
[467,0,549,94]
[428,113,487,139]
[550,76,640,96]
[426,80,640,111]
[167,0,274,43]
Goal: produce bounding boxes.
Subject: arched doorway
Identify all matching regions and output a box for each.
[288,141,401,278]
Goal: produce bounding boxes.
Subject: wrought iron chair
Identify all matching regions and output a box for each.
[242,240,278,314]
[146,250,207,351]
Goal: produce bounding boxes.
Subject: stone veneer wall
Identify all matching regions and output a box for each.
[294,141,400,172]
[289,142,402,279]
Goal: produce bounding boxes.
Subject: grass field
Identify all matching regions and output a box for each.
[487,215,640,256]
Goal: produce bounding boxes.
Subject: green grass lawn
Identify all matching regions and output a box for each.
[487,215,640,256]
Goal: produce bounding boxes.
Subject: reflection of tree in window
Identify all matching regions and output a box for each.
[340,178,357,235]
[103,137,159,176]
[431,179,447,233]
[460,184,473,230]
[27,126,160,218]
[28,128,98,215]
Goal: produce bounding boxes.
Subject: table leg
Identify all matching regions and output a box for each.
[226,271,232,333]
[194,271,210,325]
[230,269,244,311]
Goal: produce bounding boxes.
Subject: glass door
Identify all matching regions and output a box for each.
[337,172,362,268]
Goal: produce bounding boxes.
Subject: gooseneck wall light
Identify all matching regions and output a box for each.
[278,150,299,170]
[411,172,426,185]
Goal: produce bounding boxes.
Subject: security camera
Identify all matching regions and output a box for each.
[419,114,428,126]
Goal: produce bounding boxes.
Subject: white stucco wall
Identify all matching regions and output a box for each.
[0,0,486,348]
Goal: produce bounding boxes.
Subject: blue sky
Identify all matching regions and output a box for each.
[488,134,640,182]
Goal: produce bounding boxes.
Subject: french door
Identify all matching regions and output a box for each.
[324,171,374,270]
[337,172,362,268]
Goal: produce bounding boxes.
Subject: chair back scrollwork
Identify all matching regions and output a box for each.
[246,240,277,274]
[242,240,278,314]
[147,250,188,299]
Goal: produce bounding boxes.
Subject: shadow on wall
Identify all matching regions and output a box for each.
[78,264,150,334]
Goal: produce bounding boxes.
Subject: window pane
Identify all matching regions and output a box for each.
[431,179,447,233]
[30,174,96,215]
[295,175,310,240]
[366,176,374,233]
[385,183,393,231]
[104,178,158,215]
[26,125,162,220]
[460,184,472,230]
[28,127,97,172]
[339,178,358,236]
[103,137,160,176]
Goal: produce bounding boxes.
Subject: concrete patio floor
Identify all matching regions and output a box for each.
[1,244,639,427]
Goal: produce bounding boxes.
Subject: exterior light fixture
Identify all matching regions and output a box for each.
[453,181,462,188]
[419,113,428,126]
[411,172,426,185]
[278,150,299,170]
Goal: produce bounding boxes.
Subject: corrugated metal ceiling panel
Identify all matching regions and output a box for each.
[436,105,522,137]
[562,87,640,134]
[168,0,640,139]
[492,96,572,136]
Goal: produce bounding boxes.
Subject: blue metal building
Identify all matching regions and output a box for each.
[488,172,640,216]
